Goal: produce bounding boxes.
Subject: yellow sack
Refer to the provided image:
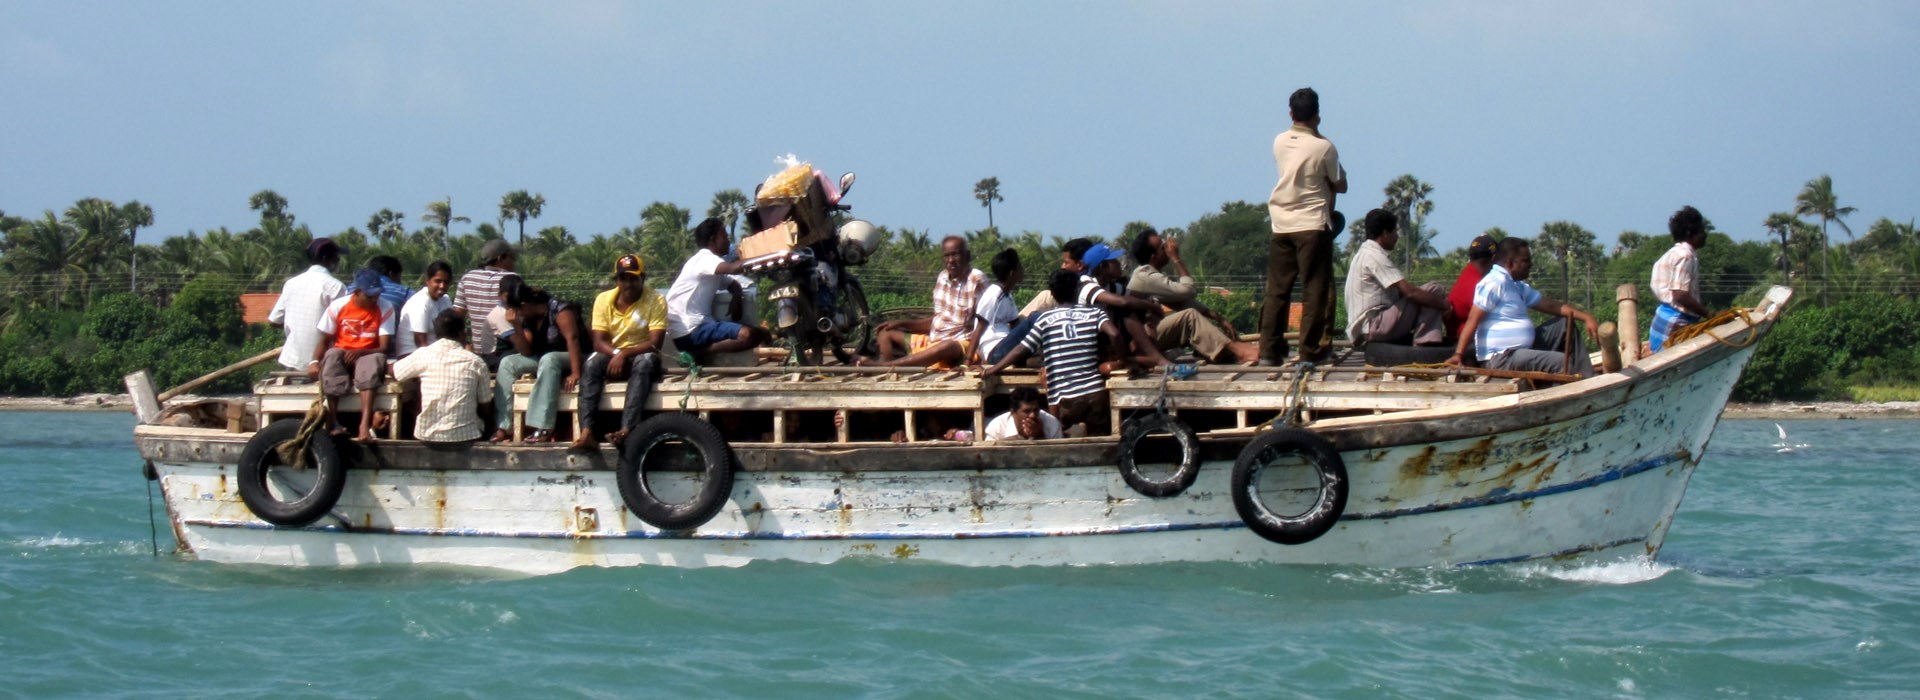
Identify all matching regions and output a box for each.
[758,163,814,204]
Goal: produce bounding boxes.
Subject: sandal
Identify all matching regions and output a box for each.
[522,429,556,444]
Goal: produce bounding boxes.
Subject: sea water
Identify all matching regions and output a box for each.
[1,412,1914,698]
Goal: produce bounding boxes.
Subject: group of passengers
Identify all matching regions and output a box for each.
[267,218,768,446]
[265,87,1716,446]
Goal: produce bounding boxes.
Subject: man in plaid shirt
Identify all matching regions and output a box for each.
[393,310,493,442]
[866,235,988,368]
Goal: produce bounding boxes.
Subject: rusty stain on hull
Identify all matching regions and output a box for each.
[1446,437,1497,472]
[891,543,920,559]
[1399,445,1438,480]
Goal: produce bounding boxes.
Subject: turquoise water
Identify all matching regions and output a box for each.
[2,412,1914,698]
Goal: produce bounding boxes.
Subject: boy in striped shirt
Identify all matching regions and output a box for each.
[983,269,1129,436]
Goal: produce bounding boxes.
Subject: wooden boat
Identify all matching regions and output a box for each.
[126,286,1793,574]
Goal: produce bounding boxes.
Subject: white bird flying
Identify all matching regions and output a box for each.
[1773,423,1810,453]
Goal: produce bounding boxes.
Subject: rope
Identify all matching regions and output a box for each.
[1669,307,1758,348]
[145,474,159,557]
[273,398,330,469]
[677,351,703,411]
[1257,361,1316,431]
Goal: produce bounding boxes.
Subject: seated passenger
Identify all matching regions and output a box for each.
[491,285,587,444]
[1016,238,1095,317]
[394,260,454,360]
[455,239,517,360]
[1447,238,1599,378]
[392,310,493,443]
[869,235,986,368]
[1650,205,1716,352]
[667,218,767,358]
[311,268,397,442]
[971,249,1024,365]
[984,387,1064,441]
[268,237,346,371]
[1445,234,1498,340]
[1128,228,1260,363]
[368,254,413,313]
[1344,208,1453,347]
[575,253,670,449]
[1081,243,1175,368]
[983,269,1128,436]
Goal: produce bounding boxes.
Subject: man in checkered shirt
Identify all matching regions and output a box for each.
[866,235,988,368]
[393,310,494,442]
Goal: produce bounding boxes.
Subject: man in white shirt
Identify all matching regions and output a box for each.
[392,310,493,442]
[984,387,1064,441]
[1650,206,1715,352]
[1343,209,1452,346]
[394,260,454,359]
[667,218,766,355]
[267,238,346,370]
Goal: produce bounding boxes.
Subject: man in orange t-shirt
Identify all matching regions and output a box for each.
[311,268,398,441]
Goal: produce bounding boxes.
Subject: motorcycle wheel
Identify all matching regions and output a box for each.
[842,277,874,357]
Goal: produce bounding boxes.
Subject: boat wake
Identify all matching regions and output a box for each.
[1514,559,1674,585]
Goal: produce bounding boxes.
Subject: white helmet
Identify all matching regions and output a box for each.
[837,219,881,264]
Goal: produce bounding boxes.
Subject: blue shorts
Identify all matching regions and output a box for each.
[676,319,745,350]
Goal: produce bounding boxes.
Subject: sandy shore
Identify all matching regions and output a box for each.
[4,394,1917,420]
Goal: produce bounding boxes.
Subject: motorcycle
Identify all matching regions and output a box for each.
[736,168,882,366]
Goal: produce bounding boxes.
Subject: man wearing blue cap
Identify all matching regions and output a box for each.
[311,267,398,441]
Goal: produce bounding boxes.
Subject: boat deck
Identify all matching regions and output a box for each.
[251,357,1528,444]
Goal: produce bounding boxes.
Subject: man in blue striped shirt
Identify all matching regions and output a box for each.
[983,269,1128,436]
[1446,238,1598,378]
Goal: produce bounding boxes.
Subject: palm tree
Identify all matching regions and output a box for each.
[422,197,470,252]
[638,201,693,270]
[1383,174,1436,273]
[498,190,546,247]
[367,208,406,242]
[706,188,751,236]
[1794,175,1855,300]
[248,190,293,226]
[1536,221,1599,302]
[121,200,153,293]
[63,198,129,306]
[1764,212,1803,279]
[973,177,1003,229]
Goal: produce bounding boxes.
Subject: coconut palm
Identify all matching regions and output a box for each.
[367,208,406,243]
[121,200,153,293]
[973,177,1003,230]
[706,189,751,237]
[0,212,85,309]
[63,198,129,305]
[1383,174,1437,273]
[638,201,693,271]
[248,189,293,226]
[1794,175,1854,299]
[1536,221,1600,302]
[498,190,546,247]
[422,197,470,252]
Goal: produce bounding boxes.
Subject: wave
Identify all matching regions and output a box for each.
[1514,558,1674,585]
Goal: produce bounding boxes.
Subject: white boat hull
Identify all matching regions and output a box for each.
[137,289,1784,574]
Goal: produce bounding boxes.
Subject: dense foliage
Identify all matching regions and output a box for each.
[2,175,1916,401]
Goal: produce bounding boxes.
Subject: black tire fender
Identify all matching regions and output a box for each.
[1231,428,1348,545]
[236,419,349,527]
[1116,413,1201,498]
[618,413,737,531]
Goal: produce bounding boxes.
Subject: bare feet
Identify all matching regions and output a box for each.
[353,429,376,444]
[488,428,511,444]
[569,430,598,451]
[606,429,629,446]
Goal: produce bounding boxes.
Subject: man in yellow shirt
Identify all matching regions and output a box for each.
[572,253,669,449]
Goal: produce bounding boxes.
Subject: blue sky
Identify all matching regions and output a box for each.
[3,1,1916,253]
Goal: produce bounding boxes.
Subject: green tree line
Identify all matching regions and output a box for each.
[3,176,1916,400]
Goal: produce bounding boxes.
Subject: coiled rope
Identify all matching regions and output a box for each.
[1669,307,1758,348]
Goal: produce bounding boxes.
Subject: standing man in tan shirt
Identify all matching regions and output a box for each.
[1262,87,1347,365]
